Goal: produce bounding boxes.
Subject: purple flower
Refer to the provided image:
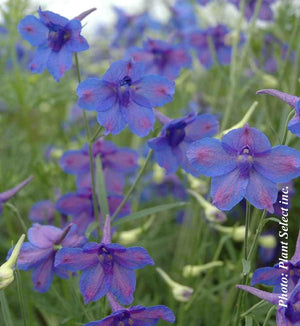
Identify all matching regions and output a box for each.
[127,38,191,80]
[84,305,175,326]
[185,25,239,68]
[17,8,94,81]
[55,216,154,304]
[29,200,55,223]
[197,0,211,4]
[187,124,300,212]
[59,138,138,194]
[237,280,300,325]
[149,112,219,174]
[257,89,300,138]
[0,175,33,216]
[251,231,300,293]
[228,0,276,21]
[15,223,86,292]
[77,59,175,136]
[169,0,197,33]
[55,188,130,234]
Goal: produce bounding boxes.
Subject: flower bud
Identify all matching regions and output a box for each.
[183,261,224,278]
[0,234,25,290]
[213,225,247,242]
[156,267,194,302]
[258,234,277,249]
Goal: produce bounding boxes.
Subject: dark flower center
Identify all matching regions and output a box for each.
[165,120,187,147]
[152,49,168,69]
[48,26,71,52]
[113,311,134,326]
[98,245,114,272]
[237,146,253,177]
[120,75,132,87]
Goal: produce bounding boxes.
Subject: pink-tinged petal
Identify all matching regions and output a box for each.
[124,101,155,137]
[148,138,180,174]
[17,15,48,46]
[111,263,136,305]
[276,308,289,326]
[71,211,93,234]
[236,285,279,304]
[187,138,237,177]
[29,45,51,73]
[0,175,33,202]
[256,89,299,108]
[251,267,283,287]
[38,8,69,26]
[17,243,52,271]
[32,254,55,293]
[254,146,300,183]
[65,19,88,52]
[47,47,73,82]
[29,200,55,223]
[102,60,129,84]
[175,141,200,176]
[184,114,219,142]
[28,224,62,249]
[245,170,278,213]
[55,248,98,271]
[107,195,131,219]
[133,75,175,108]
[131,305,176,323]
[113,247,154,269]
[222,124,271,154]
[80,263,109,303]
[61,224,87,247]
[211,169,248,211]
[97,101,127,135]
[59,150,89,174]
[92,138,117,155]
[76,172,93,189]
[291,231,300,264]
[84,316,115,326]
[55,193,92,216]
[258,4,273,21]
[106,149,139,172]
[77,78,116,112]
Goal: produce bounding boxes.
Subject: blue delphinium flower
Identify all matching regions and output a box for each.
[187,124,300,212]
[29,200,55,223]
[228,0,276,21]
[56,188,130,234]
[0,175,33,216]
[251,231,300,293]
[148,112,219,174]
[14,223,86,292]
[55,216,154,304]
[127,38,191,80]
[17,7,94,81]
[169,0,197,33]
[257,89,300,138]
[185,25,239,68]
[77,59,175,136]
[237,280,300,325]
[59,138,138,194]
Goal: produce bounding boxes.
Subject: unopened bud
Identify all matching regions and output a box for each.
[183,261,224,278]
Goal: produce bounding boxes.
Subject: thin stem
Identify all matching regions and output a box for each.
[262,305,276,326]
[0,290,14,326]
[281,110,295,145]
[74,53,100,225]
[16,270,28,326]
[244,201,251,259]
[111,150,153,221]
[240,300,267,318]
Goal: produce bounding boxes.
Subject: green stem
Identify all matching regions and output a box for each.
[16,270,28,326]
[240,300,267,318]
[262,305,276,326]
[111,150,153,221]
[244,201,251,259]
[281,110,295,145]
[74,53,100,226]
[0,290,14,326]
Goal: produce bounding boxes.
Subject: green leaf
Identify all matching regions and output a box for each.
[245,316,253,326]
[95,156,109,218]
[113,202,188,226]
[242,258,251,275]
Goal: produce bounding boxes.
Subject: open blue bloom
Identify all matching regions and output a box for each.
[237,280,300,326]
[169,0,197,33]
[187,124,300,212]
[56,188,130,234]
[149,112,219,174]
[59,138,138,194]
[84,305,175,326]
[0,175,33,216]
[14,223,86,292]
[55,216,154,304]
[257,89,300,138]
[185,25,241,68]
[17,8,93,81]
[228,0,276,21]
[29,200,55,223]
[251,231,300,293]
[127,38,191,80]
[77,60,175,136]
